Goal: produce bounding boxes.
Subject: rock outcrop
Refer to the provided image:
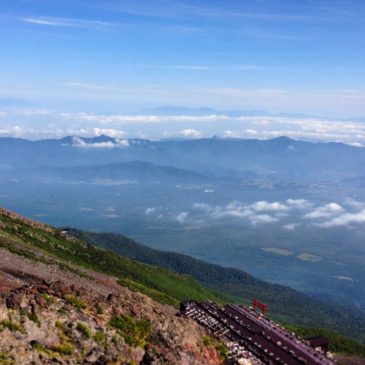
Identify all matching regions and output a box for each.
[0,280,223,364]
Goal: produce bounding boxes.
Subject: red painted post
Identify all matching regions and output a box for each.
[252,298,268,316]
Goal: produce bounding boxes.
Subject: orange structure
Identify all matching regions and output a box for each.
[252,298,268,316]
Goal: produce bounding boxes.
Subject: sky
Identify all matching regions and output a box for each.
[1,0,365,141]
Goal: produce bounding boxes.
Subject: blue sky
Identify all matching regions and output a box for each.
[1,0,365,140]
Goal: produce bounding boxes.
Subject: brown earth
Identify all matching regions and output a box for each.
[0,247,223,365]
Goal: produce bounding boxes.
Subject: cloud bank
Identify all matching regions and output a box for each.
[71,137,129,148]
[193,199,365,229]
[2,109,365,144]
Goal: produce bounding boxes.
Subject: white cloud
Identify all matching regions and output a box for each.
[286,199,312,209]
[333,276,353,282]
[250,214,278,224]
[104,207,117,213]
[5,106,365,143]
[65,82,122,92]
[223,130,242,138]
[304,202,344,219]
[283,223,299,230]
[195,199,365,229]
[102,207,119,218]
[93,128,125,138]
[193,203,211,211]
[71,137,129,148]
[145,207,156,215]
[79,207,96,212]
[193,200,286,225]
[176,212,188,224]
[102,213,120,218]
[317,209,365,228]
[343,198,365,210]
[15,109,50,116]
[347,142,365,148]
[251,201,288,212]
[0,125,25,137]
[245,129,258,135]
[22,16,112,28]
[59,112,229,125]
[177,129,202,138]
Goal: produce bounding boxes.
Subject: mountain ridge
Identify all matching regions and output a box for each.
[67,228,365,342]
[2,135,364,180]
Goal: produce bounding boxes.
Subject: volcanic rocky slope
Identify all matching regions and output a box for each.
[0,207,225,364]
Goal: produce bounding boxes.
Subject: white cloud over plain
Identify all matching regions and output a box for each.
[286,199,312,209]
[145,207,156,215]
[304,202,344,219]
[193,200,300,225]
[176,212,188,224]
[283,223,299,230]
[251,201,288,212]
[193,199,365,229]
[315,209,365,228]
[177,129,202,138]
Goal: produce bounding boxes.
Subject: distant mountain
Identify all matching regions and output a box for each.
[10,161,210,185]
[68,228,365,342]
[2,135,365,180]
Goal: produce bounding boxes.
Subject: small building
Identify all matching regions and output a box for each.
[306,336,329,352]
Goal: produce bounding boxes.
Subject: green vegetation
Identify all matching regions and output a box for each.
[286,325,365,357]
[64,295,87,310]
[96,304,104,315]
[70,229,365,343]
[94,331,106,344]
[76,322,91,339]
[109,314,151,347]
[28,313,41,326]
[55,320,64,330]
[51,343,75,356]
[0,352,14,365]
[0,319,25,334]
[215,342,228,361]
[0,212,225,309]
[1,210,365,357]
[202,336,228,361]
[203,336,212,346]
[41,292,56,303]
[31,341,50,355]
[53,320,75,356]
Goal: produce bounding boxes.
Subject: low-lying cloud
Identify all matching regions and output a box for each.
[71,137,129,148]
[175,212,188,224]
[193,199,306,225]
[251,201,288,212]
[193,199,365,229]
[304,202,344,219]
[313,208,365,228]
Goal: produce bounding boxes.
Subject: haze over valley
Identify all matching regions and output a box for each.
[1,134,365,311]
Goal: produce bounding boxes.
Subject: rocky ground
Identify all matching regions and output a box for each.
[0,278,223,365]
[0,246,224,365]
